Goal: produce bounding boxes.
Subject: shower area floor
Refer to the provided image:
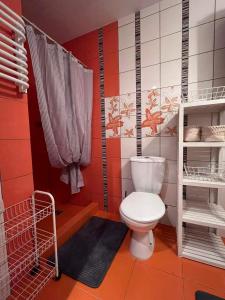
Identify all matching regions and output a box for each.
[38,201,99,252]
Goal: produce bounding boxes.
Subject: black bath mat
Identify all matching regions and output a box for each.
[196,291,225,300]
[50,216,128,288]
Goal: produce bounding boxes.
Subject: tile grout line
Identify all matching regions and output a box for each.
[98,28,108,211]
[119,1,183,29]
[135,11,142,156]
[123,257,137,300]
[1,172,33,182]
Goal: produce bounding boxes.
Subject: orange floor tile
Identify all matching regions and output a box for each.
[37,211,225,300]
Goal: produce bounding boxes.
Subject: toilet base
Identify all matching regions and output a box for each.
[130,230,155,260]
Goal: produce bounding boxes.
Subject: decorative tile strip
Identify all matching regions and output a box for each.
[98,28,108,210]
[135,11,142,156]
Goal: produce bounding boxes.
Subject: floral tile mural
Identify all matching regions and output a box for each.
[160,86,181,137]
[141,89,163,137]
[105,96,123,138]
[120,93,136,138]
[121,115,137,138]
[141,89,160,115]
[105,86,181,139]
[120,92,136,118]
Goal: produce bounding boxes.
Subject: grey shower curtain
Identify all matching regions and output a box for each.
[26,26,93,193]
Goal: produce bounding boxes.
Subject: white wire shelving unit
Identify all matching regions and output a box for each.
[178,86,225,269]
[0,0,29,93]
[0,190,60,300]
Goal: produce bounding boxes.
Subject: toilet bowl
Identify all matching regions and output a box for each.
[119,156,166,260]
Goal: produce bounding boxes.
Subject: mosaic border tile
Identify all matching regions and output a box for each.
[98,28,108,210]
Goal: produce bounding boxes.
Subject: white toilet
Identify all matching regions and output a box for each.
[120,156,166,260]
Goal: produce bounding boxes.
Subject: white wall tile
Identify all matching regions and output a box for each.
[161,59,181,88]
[188,52,213,83]
[160,4,182,36]
[121,137,137,159]
[142,137,161,156]
[186,186,210,201]
[119,47,135,73]
[121,158,132,179]
[216,0,225,19]
[140,3,159,18]
[119,22,135,50]
[161,31,182,62]
[215,18,225,50]
[119,70,136,94]
[160,0,181,11]
[161,183,177,206]
[214,77,225,86]
[164,160,177,184]
[122,178,134,199]
[118,13,135,27]
[161,137,177,161]
[160,85,181,103]
[188,113,212,126]
[189,22,214,56]
[214,48,225,79]
[141,64,160,90]
[141,13,159,43]
[189,0,215,28]
[141,39,160,67]
[187,147,211,162]
[160,206,177,227]
[188,80,212,94]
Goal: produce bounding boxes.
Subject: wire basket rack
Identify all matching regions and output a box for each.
[0,190,60,300]
[184,164,225,182]
[182,86,225,103]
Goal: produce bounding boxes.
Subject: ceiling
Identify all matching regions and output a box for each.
[22,0,157,44]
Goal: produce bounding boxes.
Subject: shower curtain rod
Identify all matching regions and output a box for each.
[22,16,88,68]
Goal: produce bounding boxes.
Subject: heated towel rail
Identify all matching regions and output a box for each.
[0,1,29,93]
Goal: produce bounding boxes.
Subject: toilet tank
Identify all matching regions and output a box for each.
[130,156,166,194]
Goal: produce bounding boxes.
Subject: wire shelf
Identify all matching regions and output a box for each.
[0,190,59,300]
[8,257,56,300]
[182,86,225,103]
[0,228,54,290]
[182,227,225,269]
[184,164,225,182]
[183,200,225,229]
[3,198,53,243]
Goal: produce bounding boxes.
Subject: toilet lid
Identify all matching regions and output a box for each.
[120,192,165,223]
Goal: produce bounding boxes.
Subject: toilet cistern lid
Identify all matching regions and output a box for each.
[130,156,165,163]
[120,192,165,223]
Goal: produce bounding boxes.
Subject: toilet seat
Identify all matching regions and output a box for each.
[120,192,165,224]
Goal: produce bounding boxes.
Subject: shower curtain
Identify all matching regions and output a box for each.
[0,179,10,299]
[26,26,93,193]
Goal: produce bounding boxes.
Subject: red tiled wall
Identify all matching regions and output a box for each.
[0,0,34,207]
[64,22,122,213]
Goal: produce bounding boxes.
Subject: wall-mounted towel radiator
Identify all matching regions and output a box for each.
[0,1,29,93]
